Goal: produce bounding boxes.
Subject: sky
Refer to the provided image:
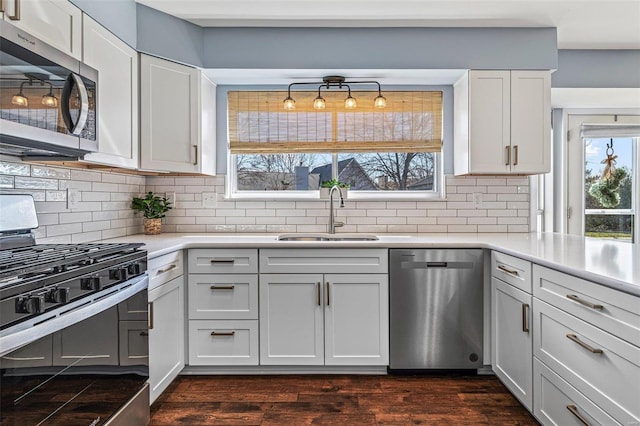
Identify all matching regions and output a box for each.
[585,137,634,175]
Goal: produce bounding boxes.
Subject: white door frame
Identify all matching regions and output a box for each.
[561,109,640,242]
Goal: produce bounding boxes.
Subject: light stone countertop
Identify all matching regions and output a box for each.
[101,232,640,297]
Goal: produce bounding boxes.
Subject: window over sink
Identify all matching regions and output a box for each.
[227,90,443,199]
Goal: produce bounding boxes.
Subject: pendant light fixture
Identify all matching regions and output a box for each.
[283,76,386,110]
[11,81,29,107]
[41,83,58,107]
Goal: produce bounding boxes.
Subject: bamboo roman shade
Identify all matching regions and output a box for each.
[228,91,443,154]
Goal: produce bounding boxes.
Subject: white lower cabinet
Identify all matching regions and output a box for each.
[188,320,258,366]
[491,276,533,410]
[534,358,621,426]
[149,275,185,403]
[259,272,388,366]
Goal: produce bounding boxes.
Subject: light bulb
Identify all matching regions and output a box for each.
[11,93,28,107]
[42,93,58,108]
[344,95,357,109]
[313,95,326,109]
[374,94,387,108]
[283,96,296,110]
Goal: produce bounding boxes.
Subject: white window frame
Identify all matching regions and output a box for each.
[226,151,445,201]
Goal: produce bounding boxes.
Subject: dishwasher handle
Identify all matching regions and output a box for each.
[400,261,474,270]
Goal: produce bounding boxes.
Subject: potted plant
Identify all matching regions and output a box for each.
[319,179,350,199]
[131,192,172,235]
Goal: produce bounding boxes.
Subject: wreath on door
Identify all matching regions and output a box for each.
[588,139,627,208]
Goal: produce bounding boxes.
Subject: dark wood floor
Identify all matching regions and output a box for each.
[150,374,539,425]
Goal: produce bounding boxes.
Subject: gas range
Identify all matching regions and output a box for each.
[0,242,147,331]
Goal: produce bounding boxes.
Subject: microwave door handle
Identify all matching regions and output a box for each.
[61,73,90,135]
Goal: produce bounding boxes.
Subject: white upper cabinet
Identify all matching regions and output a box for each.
[2,0,82,59]
[454,70,551,175]
[140,54,216,174]
[81,15,138,169]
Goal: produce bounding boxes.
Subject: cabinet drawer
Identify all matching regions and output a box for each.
[491,251,532,293]
[534,300,640,423]
[149,251,184,291]
[188,274,258,320]
[260,248,388,274]
[188,249,258,274]
[533,265,640,346]
[534,358,621,426]
[188,320,258,366]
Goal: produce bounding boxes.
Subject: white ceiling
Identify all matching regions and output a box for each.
[136,0,640,49]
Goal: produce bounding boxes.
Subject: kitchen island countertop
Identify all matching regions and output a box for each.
[100,232,640,296]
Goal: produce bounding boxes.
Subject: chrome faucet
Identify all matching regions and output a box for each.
[328,185,345,234]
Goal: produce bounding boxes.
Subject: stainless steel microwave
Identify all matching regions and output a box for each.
[0,21,98,159]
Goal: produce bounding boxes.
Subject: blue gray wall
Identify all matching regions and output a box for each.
[215,85,453,175]
[136,4,203,67]
[202,27,558,70]
[553,50,640,88]
[70,0,137,48]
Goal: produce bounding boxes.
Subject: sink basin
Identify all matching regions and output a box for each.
[277,233,379,241]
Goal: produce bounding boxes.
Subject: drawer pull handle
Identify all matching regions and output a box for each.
[497,264,519,276]
[521,303,530,333]
[326,282,330,306]
[210,285,235,290]
[566,404,591,426]
[566,294,603,310]
[157,264,177,274]
[210,331,235,337]
[566,334,603,354]
[317,282,321,306]
[210,259,235,264]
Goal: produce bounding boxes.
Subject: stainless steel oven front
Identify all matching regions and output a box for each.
[0,277,149,426]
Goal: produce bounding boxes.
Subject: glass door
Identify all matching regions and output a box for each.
[567,114,640,243]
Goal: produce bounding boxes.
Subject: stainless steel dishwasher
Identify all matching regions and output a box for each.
[389,249,484,370]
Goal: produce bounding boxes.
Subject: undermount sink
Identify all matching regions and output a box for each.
[277,233,379,241]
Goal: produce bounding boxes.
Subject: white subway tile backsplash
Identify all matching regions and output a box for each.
[0,161,30,176]
[30,165,70,180]
[15,176,58,190]
[59,212,93,224]
[1,163,532,241]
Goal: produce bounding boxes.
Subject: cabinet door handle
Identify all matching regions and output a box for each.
[521,303,529,333]
[497,264,519,276]
[317,282,321,306]
[505,146,511,166]
[139,331,149,337]
[210,331,235,337]
[566,334,603,354]
[513,145,518,166]
[210,258,235,264]
[7,0,19,20]
[193,145,198,165]
[210,285,235,290]
[566,294,603,310]
[326,282,330,306]
[0,0,5,13]
[157,264,177,274]
[566,405,591,426]
[148,301,154,330]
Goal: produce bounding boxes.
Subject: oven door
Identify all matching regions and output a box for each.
[0,277,148,425]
